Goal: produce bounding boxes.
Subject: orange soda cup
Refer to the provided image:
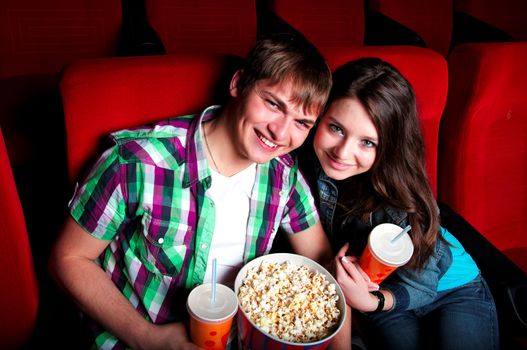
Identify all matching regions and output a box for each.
[359,223,414,284]
[186,283,238,350]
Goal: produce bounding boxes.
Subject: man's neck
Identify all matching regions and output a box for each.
[203,117,254,177]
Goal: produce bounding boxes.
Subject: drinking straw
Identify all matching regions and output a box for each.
[212,258,217,304]
[391,225,412,243]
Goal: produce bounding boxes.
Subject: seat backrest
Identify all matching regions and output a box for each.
[438,42,527,268]
[145,0,256,57]
[60,53,242,182]
[367,0,453,56]
[268,0,364,52]
[0,128,39,348]
[0,0,122,78]
[454,0,527,41]
[324,46,448,196]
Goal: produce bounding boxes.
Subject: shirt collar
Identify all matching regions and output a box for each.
[183,105,221,188]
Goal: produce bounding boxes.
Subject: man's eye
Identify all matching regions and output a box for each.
[296,120,312,129]
[266,99,279,110]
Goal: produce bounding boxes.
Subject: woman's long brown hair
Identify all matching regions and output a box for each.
[332,58,440,270]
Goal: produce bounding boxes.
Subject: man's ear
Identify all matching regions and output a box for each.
[230,70,242,98]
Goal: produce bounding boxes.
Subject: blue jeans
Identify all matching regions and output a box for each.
[363,277,499,350]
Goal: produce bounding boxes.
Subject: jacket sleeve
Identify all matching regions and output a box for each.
[381,238,452,312]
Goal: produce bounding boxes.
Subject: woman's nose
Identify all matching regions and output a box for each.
[334,140,354,159]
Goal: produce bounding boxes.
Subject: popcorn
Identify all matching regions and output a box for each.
[238,261,341,343]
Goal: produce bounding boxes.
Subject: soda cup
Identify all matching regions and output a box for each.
[187,283,238,350]
[359,223,414,284]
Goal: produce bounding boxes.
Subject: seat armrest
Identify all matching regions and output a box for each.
[439,202,527,348]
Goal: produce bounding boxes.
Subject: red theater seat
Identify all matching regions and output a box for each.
[366,0,453,56]
[438,42,527,272]
[264,0,364,53]
[60,54,242,182]
[0,0,122,78]
[324,46,448,196]
[0,128,39,349]
[0,0,122,161]
[145,0,256,57]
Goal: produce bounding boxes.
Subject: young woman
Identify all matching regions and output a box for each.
[298,57,499,350]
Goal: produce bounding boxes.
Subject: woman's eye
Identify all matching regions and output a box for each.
[362,139,377,148]
[329,124,344,136]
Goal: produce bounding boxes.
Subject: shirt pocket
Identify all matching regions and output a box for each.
[136,213,190,276]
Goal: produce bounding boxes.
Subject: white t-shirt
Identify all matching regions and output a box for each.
[203,164,256,288]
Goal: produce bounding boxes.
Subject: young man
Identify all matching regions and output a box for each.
[48,34,344,349]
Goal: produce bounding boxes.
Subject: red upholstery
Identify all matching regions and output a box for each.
[0,0,122,171]
[0,0,122,78]
[324,46,449,196]
[368,0,453,56]
[60,54,241,182]
[269,0,364,53]
[438,42,527,272]
[454,0,527,41]
[0,128,39,348]
[145,0,256,57]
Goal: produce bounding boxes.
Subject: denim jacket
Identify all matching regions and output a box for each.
[298,151,478,313]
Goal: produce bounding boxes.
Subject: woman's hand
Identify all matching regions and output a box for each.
[334,244,381,312]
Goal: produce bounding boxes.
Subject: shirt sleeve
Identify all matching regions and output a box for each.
[69,144,127,240]
[280,166,320,234]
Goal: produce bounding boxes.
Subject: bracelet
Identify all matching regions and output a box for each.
[370,290,385,313]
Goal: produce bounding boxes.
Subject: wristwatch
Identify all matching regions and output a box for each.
[370,290,385,313]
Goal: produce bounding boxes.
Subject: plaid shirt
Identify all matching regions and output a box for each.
[70,106,319,349]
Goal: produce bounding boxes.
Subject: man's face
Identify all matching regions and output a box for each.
[231,77,318,164]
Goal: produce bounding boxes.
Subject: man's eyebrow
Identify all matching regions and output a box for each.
[260,90,288,112]
[260,88,317,126]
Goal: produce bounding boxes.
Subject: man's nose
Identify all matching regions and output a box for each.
[268,116,291,140]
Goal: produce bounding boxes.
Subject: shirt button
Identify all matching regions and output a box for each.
[157,237,164,244]
[201,243,207,250]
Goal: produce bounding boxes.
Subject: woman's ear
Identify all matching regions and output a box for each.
[229,70,241,97]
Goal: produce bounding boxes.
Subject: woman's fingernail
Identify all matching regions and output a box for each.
[341,256,349,264]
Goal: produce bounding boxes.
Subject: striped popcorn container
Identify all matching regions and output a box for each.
[234,254,347,350]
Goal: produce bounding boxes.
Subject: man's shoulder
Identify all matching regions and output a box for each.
[111,114,194,141]
[109,115,196,169]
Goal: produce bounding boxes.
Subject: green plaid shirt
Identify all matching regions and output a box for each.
[70,106,319,349]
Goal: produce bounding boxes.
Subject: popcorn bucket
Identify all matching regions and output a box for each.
[234,253,347,350]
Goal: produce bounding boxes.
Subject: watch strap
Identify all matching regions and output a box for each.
[370,290,385,313]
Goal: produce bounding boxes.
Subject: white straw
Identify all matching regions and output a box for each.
[212,258,217,304]
[391,225,412,243]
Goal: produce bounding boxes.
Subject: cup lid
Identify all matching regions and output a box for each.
[186,283,238,323]
[369,223,414,266]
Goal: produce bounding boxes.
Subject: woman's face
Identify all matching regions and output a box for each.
[314,97,378,181]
